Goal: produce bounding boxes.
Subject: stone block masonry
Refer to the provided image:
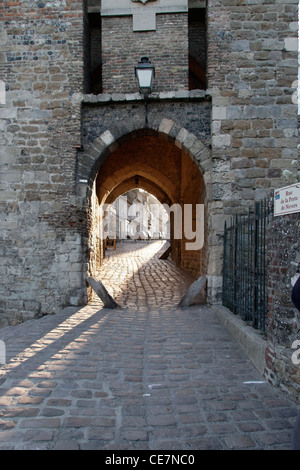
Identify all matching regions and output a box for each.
[0,1,86,326]
[208,0,299,206]
[206,0,299,304]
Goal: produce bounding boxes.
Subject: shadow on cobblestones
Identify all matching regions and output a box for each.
[0,241,299,450]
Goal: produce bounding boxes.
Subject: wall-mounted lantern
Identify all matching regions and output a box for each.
[135,56,155,98]
[135,56,155,127]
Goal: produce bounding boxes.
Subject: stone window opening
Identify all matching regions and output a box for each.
[84,11,102,95]
[188,7,207,90]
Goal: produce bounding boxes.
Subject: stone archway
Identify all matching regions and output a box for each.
[79,118,211,304]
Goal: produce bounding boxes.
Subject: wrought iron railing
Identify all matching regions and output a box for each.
[222,199,272,334]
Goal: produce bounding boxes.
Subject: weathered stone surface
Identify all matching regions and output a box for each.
[179,275,207,307]
[266,212,300,399]
[81,100,211,151]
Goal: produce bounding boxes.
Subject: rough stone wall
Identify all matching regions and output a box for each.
[101,13,189,93]
[206,0,299,301]
[82,99,211,146]
[265,212,300,398]
[0,0,86,326]
[208,0,299,197]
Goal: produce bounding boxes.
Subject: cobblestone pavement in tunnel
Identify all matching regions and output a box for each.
[95,241,195,310]
[0,241,299,450]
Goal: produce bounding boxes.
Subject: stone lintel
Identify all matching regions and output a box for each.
[101,0,188,17]
[83,90,209,104]
[101,0,188,31]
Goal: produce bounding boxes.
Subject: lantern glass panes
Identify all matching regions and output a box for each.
[135,57,155,97]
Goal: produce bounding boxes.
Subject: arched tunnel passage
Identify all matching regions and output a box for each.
[86,129,208,308]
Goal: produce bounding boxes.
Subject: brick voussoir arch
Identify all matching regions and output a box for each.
[80,117,211,197]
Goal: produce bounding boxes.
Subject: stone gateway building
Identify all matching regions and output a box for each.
[0,1,299,396]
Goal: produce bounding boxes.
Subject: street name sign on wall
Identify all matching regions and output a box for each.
[274,183,300,216]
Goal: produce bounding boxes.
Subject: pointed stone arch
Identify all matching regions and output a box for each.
[105,176,172,206]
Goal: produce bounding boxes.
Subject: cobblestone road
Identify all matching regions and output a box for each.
[0,241,299,450]
[95,241,194,309]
